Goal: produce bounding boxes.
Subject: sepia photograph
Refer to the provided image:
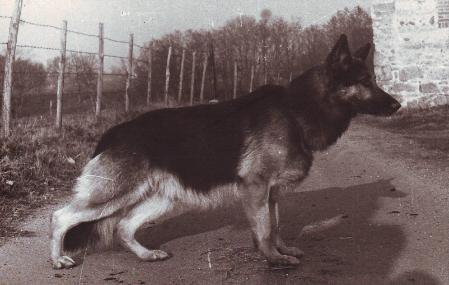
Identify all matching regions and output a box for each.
[0,0,448,284]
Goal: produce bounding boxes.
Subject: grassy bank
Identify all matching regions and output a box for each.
[0,108,144,242]
[360,105,449,163]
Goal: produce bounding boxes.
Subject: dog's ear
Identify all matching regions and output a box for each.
[353,43,371,61]
[326,34,352,71]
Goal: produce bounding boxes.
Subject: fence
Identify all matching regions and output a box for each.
[0,1,269,137]
[0,0,231,136]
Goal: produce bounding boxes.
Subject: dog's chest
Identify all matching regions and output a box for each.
[273,152,312,191]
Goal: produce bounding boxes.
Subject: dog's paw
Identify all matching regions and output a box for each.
[53,256,76,269]
[277,246,304,258]
[267,254,300,267]
[139,250,170,261]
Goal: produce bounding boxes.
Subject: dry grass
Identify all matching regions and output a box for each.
[360,105,449,157]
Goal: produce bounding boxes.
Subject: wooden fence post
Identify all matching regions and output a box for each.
[56,20,67,129]
[146,45,152,106]
[200,52,208,104]
[209,40,217,100]
[95,22,104,118]
[190,51,196,106]
[233,61,238,99]
[249,65,255,93]
[1,0,22,137]
[164,46,172,106]
[125,33,133,113]
[177,48,185,103]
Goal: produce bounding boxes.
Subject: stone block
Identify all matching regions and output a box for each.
[376,65,394,81]
[407,97,429,109]
[428,68,449,80]
[419,82,439,93]
[431,95,449,106]
[392,82,417,93]
[406,42,424,49]
[399,66,423,81]
[373,3,395,13]
[414,94,449,107]
[393,70,399,80]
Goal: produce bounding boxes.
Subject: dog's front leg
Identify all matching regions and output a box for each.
[241,180,300,266]
[269,193,304,259]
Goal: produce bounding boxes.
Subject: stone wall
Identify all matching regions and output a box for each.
[372,0,449,108]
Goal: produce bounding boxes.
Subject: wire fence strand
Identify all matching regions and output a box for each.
[0,71,100,76]
[2,15,149,84]
[16,44,60,51]
[67,49,98,56]
[133,43,144,49]
[66,29,99,39]
[7,44,149,62]
[19,18,99,39]
[134,58,148,64]
[104,54,127,60]
[104,37,128,44]
[19,19,63,31]
[134,43,151,50]
[103,73,127,76]
[2,16,150,61]
[0,69,129,77]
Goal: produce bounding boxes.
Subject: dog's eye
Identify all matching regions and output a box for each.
[361,77,371,86]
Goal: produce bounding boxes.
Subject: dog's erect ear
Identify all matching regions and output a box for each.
[353,43,371,61]
[326,34,351,71]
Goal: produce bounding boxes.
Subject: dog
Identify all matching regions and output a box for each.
[50,34,401,269]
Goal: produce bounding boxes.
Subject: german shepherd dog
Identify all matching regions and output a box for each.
[50,35,401,269]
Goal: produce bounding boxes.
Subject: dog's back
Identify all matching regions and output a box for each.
[92,85,292,191]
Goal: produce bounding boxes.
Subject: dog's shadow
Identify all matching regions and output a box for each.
[134,179,438,284]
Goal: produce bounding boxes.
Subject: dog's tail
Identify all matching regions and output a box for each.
[60,150,149,253]
[63,214,121,253]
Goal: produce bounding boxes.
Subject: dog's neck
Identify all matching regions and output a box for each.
[285,67,354,151]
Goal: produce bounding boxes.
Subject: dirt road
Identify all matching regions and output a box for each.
[1,120,448,285]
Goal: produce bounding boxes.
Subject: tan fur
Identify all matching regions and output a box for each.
[337,84,373,101]
[147,168,240,210]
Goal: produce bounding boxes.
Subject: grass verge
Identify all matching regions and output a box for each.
[359,105,449,163]
[0,108,144,243]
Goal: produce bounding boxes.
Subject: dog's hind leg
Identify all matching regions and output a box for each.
[50,151,143,269]
[50,199,117,269]
[241,178,300,266]
[269,195,304,259]
[117,194,175,261]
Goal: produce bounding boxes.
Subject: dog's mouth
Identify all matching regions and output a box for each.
[366,100,401,116]
[380,101,401,116]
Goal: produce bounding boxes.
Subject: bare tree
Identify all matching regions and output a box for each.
[67,54,97,108]
[133,6,372,103]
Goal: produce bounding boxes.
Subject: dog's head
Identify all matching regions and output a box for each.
[326,35,401,116]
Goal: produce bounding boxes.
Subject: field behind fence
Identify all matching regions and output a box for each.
[0,0,236,137]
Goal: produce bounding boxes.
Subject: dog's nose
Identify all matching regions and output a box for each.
[391,101,401,112]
